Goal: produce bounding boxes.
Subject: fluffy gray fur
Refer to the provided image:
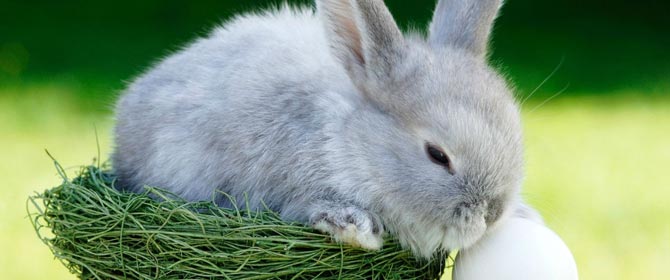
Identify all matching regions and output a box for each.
[113,0,536,259]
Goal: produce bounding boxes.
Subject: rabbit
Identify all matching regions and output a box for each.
[112,0,536,260]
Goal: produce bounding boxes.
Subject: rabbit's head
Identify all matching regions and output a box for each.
[320,0,522,258]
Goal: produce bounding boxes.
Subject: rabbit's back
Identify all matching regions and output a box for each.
[113,6,357,210]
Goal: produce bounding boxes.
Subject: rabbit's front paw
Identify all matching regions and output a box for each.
[310,206,384,250]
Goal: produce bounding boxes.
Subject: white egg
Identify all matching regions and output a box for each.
[453,217,578,280]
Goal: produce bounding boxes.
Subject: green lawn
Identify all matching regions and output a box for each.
[522,94,670,279]
[0,83,113,280]
[1,81,668,279]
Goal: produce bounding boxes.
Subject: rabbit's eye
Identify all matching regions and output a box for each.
[425,143,454,174]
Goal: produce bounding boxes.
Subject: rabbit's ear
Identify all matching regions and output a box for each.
[318,0,404,87]
[428,0,503,58]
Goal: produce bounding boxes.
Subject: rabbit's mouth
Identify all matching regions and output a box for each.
[441,199,516,252]
[390,201,497,260]
[397,212,487,260]
[442,207,489,251]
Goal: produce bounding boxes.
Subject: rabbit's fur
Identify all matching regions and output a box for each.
[113,0,532,259]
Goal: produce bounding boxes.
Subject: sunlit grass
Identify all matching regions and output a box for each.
[0,82,112,280]
[1,82,668,279]
[522,94,670,280]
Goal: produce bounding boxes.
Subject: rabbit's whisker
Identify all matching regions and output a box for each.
[527,83,570,114]
[520,56,565,106]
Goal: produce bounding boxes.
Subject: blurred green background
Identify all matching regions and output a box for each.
[1,0,668,279]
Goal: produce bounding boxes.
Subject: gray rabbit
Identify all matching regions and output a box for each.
[113,0,537,259]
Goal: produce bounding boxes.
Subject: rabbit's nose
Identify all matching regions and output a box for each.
[453,201,488,224]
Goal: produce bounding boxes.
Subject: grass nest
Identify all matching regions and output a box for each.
[28,160,447,279]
